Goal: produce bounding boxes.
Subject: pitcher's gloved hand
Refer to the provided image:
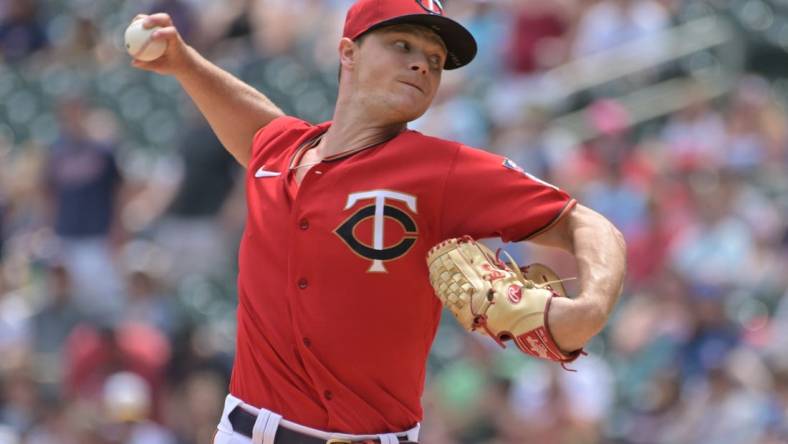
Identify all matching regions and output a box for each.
[426,236,585,367]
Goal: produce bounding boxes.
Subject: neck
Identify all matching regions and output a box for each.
[316,95,406,158]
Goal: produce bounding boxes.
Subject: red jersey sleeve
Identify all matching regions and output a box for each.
[250,115,310,165]
[440,144,576,242]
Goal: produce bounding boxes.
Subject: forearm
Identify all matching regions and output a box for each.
[129,14,285,166]
[533,205,627,351]
[175,47,283,167]
[571,206,627,318]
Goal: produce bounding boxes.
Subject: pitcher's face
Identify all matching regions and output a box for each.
[350,25,447,123]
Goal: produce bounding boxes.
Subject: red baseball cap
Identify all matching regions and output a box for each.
[342,0,477,70]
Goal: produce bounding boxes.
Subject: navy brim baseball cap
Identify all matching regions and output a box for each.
[343,0,478,70]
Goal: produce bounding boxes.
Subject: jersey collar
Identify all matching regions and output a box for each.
[287,122,407,169]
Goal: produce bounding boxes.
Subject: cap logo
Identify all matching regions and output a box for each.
[416,0,444,15]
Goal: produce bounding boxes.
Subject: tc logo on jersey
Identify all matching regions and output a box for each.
[335,190,419,273]
[416,0,444,15]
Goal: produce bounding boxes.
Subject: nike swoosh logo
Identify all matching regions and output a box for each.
[255,167,281,178]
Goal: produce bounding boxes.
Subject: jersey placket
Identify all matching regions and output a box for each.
[285,161,338,414]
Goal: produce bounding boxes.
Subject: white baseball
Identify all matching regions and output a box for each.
[124,19,167,62]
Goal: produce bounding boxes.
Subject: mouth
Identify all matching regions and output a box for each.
[399,81,424,95]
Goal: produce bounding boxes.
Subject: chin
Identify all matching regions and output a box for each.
[366,91,431,123]
[387,106,427,124]
[390,97,430,121]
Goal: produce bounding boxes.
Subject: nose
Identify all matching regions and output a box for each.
[409,58,428,75]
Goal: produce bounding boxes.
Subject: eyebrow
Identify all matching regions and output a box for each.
[380,28,448,55]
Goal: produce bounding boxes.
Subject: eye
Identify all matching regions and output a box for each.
[429,55,442,68]
[394,40,410,52]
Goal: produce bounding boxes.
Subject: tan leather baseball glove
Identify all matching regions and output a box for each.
[426,236,584,366]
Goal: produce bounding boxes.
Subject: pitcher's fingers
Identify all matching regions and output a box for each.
[130,59,149,70]
[143,13,173,29]
[151,26,179,42]
[131,57,164,71]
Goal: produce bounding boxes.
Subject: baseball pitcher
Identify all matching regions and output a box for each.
[130,0,627,443]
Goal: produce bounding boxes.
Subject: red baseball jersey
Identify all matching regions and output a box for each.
[230,116,576,434]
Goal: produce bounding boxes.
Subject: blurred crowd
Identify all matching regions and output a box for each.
[0,0,787,443]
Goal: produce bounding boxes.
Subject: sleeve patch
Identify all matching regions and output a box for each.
[502,158,525,174]
[502,158,558,190]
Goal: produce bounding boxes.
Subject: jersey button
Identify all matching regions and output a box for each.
[298,278,308,289]
[302,337,311,347]
[299,219,309,230]
[323,390,333,400]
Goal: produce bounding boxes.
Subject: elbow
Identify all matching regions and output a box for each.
[608,221,627,295]
[590,206,626,255]
[611,223,627,256]
[573,204,627,257]
[607,221,627,270]
[582,204,628,254]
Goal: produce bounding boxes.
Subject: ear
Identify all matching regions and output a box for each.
[338,37,359,71]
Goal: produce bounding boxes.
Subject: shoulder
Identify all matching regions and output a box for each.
[396,130,466,158]
[251,117,328,165]
[253,116,314,144]
[391,131,511,172]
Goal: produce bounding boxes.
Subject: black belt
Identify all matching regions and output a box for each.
[228,406,416,443]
